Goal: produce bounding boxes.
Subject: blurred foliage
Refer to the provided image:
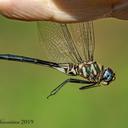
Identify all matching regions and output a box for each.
[0,16,128,128]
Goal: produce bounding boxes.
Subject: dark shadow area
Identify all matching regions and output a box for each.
[52,0,112,21]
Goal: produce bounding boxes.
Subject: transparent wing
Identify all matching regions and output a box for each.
[80,22,95,61]
[37,21,95,63]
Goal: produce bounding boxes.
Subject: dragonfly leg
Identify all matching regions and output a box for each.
[47,78,95,98]
[79,83,97,90]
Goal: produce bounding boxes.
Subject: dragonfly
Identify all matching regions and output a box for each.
[0,21,115,98]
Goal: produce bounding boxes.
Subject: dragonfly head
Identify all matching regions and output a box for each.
[101,68,115,85]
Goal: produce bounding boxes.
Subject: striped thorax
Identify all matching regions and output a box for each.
[78,61,101,82]
[54,61,101,81]
[54,61,115,85]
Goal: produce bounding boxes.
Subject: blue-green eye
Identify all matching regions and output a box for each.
[103,68,115,82]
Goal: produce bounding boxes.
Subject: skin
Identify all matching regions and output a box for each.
[0,0,127,23]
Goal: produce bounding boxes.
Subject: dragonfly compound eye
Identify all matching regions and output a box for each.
[102,68,115,85]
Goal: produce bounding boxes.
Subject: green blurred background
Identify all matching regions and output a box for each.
[0,16,128,128]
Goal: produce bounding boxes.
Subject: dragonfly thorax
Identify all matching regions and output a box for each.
[79,61,115,84]
[78,61,101,82]
[54,61,102,82]
[54,61,115,85]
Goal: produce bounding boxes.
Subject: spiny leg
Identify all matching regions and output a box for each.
[47,78,95,98]
[79,83,97,90]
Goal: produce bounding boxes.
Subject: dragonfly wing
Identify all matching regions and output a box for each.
[37,21,80,64]
[37,21,95,63]
[65,22,95,62]
[84,22,95,61]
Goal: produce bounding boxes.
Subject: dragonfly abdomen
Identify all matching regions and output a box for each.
[53,63,78,76]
